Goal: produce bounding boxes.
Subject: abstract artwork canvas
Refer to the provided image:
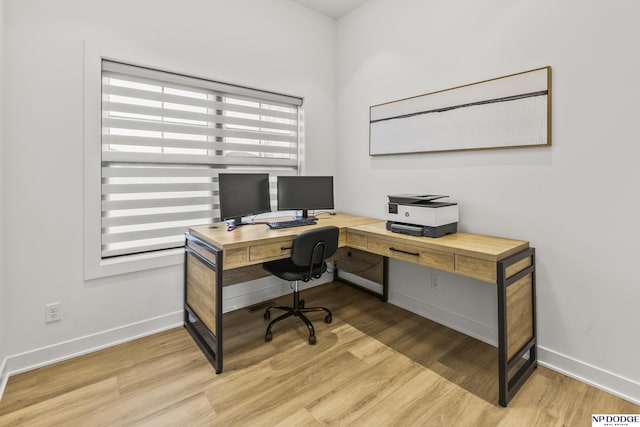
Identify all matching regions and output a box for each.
[369,66,551,155]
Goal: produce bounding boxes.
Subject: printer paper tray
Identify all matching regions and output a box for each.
[386,221,457,238]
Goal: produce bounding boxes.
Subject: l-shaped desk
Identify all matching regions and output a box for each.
[184,213,537,407]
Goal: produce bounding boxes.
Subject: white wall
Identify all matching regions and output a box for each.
[336,0,640,403]
[2,0,335,373]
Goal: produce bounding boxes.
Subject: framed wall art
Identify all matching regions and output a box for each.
[369,66,551,155]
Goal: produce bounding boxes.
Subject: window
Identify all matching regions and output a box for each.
[100,60,302,259]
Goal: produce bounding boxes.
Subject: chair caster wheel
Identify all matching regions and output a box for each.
[324,314,332,324]
[264,311,270,320]
[265,333,272,342]
[309,335,316,345]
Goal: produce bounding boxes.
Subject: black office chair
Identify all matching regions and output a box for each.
[262,226,339,345]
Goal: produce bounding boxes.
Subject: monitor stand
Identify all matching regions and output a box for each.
[295,210,316,220]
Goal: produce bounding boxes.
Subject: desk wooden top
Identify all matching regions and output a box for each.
[188,213,380,250]
[347,221,529,261]
[188,212,528,262]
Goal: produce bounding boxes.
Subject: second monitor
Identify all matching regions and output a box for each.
[277,176,334,219]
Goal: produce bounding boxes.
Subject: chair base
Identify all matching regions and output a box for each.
[264,285,332,345]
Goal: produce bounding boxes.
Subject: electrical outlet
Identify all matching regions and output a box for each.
[45,302,61,323]
[430,274,440,290]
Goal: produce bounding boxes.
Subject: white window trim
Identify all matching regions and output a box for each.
[83,42,303,279]
[84,41,189,279]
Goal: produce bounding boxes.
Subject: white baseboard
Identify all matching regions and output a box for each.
[337,271,498,347]
[336,271,383,295]
[3,311,183,381]
[538,346,640,405]
[388,288,499,348]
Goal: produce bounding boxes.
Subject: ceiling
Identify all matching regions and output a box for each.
[291,0,371,19]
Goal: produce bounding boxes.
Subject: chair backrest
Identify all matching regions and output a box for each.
[290,226,340,278]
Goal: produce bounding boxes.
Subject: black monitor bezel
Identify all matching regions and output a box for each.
[277,175,334,219]
[218,173,271,224]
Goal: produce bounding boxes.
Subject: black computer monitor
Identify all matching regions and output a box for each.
[218,173,271,225]
[277,176,334,219]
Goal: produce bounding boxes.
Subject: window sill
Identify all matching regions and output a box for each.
[84,248,184,280]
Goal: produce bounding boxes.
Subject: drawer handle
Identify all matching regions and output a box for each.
[280,246,292,251]
[389,247,420,257]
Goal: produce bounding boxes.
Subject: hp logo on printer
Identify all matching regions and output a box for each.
[405,212,410,217]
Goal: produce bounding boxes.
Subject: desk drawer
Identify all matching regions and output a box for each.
[456,255,496,282]
[367,236,454,270]
[249,240,293,262]
[225,247,249,269]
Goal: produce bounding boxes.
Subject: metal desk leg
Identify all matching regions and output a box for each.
[184,234,224,374]
[335,255,389,302]
[497,247,537,406]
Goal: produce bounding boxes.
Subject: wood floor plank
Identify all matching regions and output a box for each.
[0,377,121,427]
[0,281,637,426]
[128,393,215,427]
[310,366,437,425]
[305,344,423,424]
[274,408,322,427]
[0,328,188,415]
[87,359,216,426]
[206,326,379,425]
[344,370,446,426]
[428,337,498,403]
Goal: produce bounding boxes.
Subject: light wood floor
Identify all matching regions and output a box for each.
[0,282,637,426]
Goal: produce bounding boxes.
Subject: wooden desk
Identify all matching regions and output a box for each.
[184,213,536,407]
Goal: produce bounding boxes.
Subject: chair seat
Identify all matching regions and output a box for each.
[263,258,327,282]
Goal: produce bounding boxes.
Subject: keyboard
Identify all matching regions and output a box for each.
[267,218,317,229]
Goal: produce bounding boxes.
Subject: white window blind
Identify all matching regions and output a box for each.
[101,60,301,258]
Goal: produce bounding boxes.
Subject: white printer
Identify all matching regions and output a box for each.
[386,194,458,237]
